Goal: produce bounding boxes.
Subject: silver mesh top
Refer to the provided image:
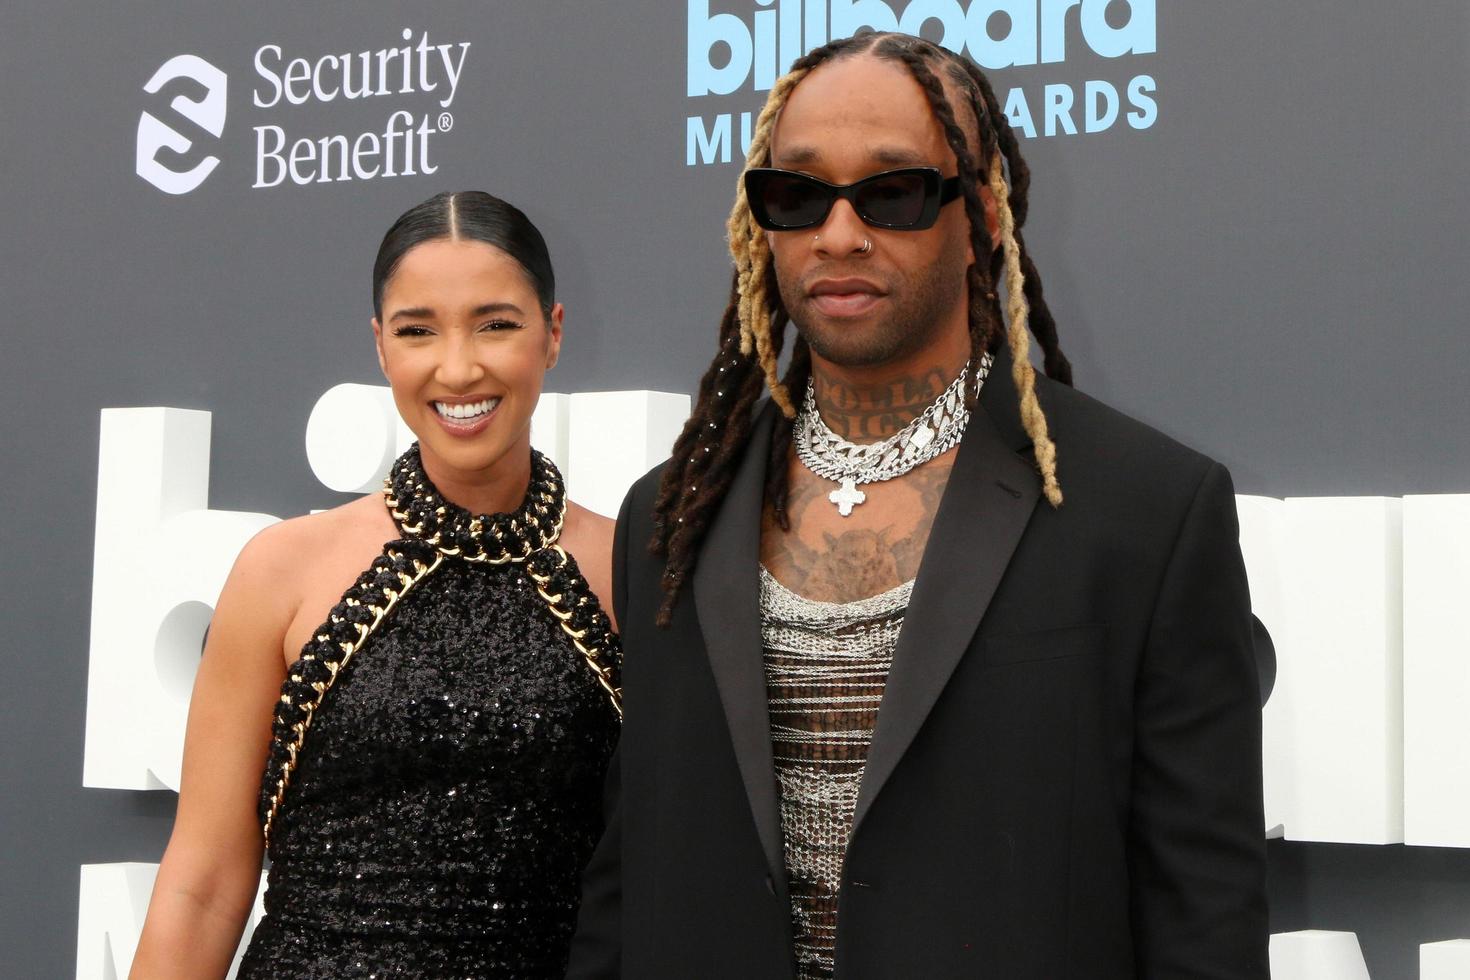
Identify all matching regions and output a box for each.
[760,566,911,980]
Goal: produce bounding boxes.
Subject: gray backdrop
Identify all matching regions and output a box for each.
[2,2,1467,976]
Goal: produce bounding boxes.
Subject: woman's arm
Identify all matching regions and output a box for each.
[130,523,299,979]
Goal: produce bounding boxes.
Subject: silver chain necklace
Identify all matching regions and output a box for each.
[795,354,991,516]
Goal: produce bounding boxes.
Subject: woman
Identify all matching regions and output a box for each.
[130,191,621,978]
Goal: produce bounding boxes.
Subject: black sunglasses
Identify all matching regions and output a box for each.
[743,166,963,231]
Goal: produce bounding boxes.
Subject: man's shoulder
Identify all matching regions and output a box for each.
[617,458,677,572]
[1030,373,1227,508]
[620,398,775,533]
[624,458,673,519]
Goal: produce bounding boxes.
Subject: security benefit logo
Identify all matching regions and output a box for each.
[134,28,471,194]
[686,0,1158,166]
[136,55,228,195]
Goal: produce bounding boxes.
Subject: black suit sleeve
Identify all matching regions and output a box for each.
[1129,462,1269,978]
[565,484,636,979]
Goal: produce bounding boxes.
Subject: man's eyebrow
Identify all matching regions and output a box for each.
[772,144,822,167]
[769,145,932,169]
[871,146,930,166]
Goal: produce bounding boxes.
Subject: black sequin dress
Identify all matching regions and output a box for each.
[237,446,620,979]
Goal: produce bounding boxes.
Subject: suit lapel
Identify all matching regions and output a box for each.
[692,403,787,886]
[853,354,1042,832]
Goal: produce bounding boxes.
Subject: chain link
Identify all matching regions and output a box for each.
[794,353,991,487]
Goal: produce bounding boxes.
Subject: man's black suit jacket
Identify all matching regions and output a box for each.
[569,353,1269,979]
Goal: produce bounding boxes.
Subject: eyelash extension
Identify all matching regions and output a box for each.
[391,319,525,338]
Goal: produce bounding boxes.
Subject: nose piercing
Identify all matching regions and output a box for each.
[812,234,871,254]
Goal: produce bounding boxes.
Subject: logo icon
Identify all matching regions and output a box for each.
[136,55,228,195]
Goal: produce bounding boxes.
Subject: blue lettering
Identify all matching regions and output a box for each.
[681,2,1160,124]
[687,113,733,165]
[966,0,1037,69]
[755,4,779,90]
[779,0,803,75]
[830,0,900,41]
[688,0,755,97]
[1084,78,1118,132]
[1003,86,1037,139]
[1126,73,1157,129]
[805,0,828,52]
[1039,0,1081,64]
[1081,0,1155,58]
[1044,82,1077,136]
[897,0,968,53]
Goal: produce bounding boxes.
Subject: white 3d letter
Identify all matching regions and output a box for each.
[565,391,690,518]
[1268,930,1370,979]
[77,863,265,980]
[1403,495,1470,847]
[1237,496,1405,845]
[83,409,279,791]
[1422,939,1470,979]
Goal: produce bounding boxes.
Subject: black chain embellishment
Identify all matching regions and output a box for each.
[259,444,623,846]
[385,444,564,562]
[525,545,623,720]
[260,540,442,846]
[384,444,620,718]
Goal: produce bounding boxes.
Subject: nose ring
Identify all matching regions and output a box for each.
[812,234,872,254]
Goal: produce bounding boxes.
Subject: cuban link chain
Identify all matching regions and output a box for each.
[794,353,991,516]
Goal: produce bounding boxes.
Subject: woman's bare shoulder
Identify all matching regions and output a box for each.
[227,495,395,611]
[563,500,614,549]
[561,501,614,571]
[560,501,617,626]
[247,494,392,562]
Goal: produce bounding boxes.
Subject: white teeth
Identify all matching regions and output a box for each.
[435,398,499,420]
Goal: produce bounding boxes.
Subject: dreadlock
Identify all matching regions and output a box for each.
[651,32,1072,626]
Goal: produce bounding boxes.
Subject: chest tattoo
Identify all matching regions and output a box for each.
[761,456,953,603]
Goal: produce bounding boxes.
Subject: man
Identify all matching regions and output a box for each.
[570,31,1267,979]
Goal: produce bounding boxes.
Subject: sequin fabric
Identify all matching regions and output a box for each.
[238,456,619,978]
[760,567,910,980]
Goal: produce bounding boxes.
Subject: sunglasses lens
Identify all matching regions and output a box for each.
[757,174,831,228]
[854,172,930,226]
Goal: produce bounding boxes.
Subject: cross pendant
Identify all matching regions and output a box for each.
[828,477,867,517]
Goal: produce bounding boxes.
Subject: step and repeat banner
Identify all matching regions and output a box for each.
[1,3,1467,978]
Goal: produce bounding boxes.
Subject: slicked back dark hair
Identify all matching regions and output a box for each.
[651,33,1072,626]
[372,190,556,319]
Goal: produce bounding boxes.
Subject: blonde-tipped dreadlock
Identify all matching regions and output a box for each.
[727,67,809,418]
[988,153,1062,506]
[651,32,1073,626]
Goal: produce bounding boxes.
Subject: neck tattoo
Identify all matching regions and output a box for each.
[794,354,991,516]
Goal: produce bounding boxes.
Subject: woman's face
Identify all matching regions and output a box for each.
[372,237,562,484]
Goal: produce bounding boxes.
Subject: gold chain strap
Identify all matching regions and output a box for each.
[525,544,623,720]
[261,549,442,846]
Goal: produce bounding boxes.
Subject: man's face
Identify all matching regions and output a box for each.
[767,54,975,370]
